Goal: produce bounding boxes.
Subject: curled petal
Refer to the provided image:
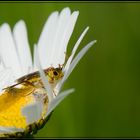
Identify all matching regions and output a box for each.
[45,88,75,118]
[56,40,97,92]
[22,102,43,125]
[63,26,89,73]
[34,44,53,101]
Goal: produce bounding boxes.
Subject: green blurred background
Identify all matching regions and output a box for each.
[0,2,140,138]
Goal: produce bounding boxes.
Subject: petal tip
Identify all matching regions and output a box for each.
[62,7,71,13]
[16,19,25,26]
[0,23,10,31]
[93,40,97,43]
[73,11,79,16]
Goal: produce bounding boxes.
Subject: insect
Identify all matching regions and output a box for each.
[3,66,64,97]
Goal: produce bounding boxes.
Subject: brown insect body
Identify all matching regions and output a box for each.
[3,67,64,96]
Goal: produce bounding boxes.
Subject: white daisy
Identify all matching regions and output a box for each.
[0,7,97,137]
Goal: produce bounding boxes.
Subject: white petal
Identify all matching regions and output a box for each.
[0,68,14,93]
[13,20,32,75]
[45,88,74,118]
[22,101,43,125]
[63,26,89,73]
[0,127,23,134]
[37,11,59,69]
[0,56,5,71]
[0,23,22,79]
[48,7,71,67]
[34,44,53,101]
[56,40,97,92]
[33,43,37,71]
[64,40,97,83]
[52,10,79,68]
[38,7,79,69]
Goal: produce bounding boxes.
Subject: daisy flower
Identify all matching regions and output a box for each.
[0,7,97,138]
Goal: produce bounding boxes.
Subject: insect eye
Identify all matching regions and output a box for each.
[53,71,58,76]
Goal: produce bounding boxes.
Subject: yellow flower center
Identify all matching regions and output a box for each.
[0,91,35,129]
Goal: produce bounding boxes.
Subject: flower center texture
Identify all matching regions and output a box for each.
[0,91,35,129]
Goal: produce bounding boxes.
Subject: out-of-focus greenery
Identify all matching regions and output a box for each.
[0,2,140,138]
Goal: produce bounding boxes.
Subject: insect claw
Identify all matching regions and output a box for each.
[58,64,63,70]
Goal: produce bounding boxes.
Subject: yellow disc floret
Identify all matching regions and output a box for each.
[0,91,35,129]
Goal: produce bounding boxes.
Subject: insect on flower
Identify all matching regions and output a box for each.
[3,66,63,97]
[0,7,97,137]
